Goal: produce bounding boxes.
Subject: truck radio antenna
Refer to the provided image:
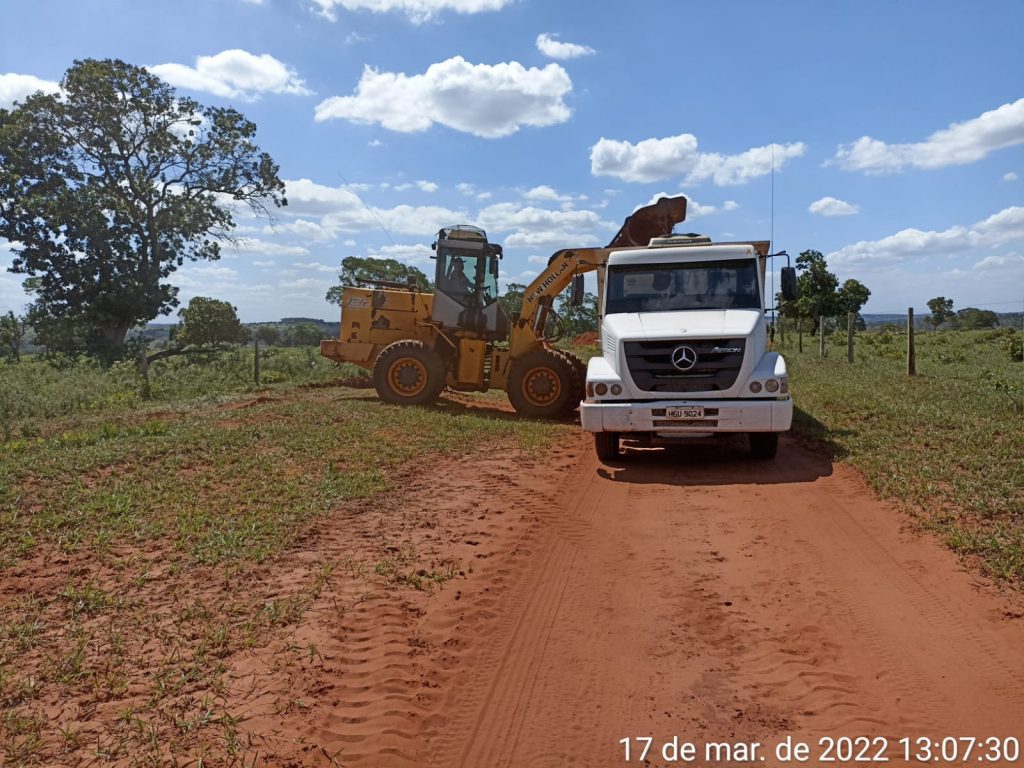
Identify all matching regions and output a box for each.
[770,144,776,334]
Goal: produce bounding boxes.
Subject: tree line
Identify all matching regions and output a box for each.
[925,297,1001,330]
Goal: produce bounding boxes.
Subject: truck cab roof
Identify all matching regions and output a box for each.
[607,243,763,267]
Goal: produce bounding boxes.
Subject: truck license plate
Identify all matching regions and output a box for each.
[666,406,704,420]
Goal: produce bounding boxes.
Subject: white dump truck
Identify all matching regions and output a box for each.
[580,234,798,460]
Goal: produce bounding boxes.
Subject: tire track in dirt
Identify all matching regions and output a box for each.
[220,428,1024,767]
[425,435,1024,767]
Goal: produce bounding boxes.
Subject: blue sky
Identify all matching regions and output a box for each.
[1,0,1022,321]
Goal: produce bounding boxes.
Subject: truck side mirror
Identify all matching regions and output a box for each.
[571,274,584,306]
[490,255,500,277]
[781,266,798,302]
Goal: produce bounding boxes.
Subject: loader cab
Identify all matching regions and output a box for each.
[431,225,509,339]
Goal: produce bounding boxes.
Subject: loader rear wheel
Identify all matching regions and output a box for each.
[373,340,446,406]
[507,349,578,418]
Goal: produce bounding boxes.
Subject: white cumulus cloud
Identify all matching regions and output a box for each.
[478,202,612,249]
[536,33,596,60]
[809,196,859,216]
[364,243,435,266]
[833,98,1024,173]
[394,180,439,192]
[973,253,1024,272]
[828,206,1024,267]
[229,238,311,257]
[1004,171,1019,182]
[590,134,805,185]
[314,56,572,138]
[275,178,467,239]
[150,50,312,101]
[310,0,512,23]
[294,261,340,273]
[0,72,60,109]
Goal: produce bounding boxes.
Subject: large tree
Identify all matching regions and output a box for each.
[837,278,871,316]
[498,282,527,319]
[953,307,999,330]
[326,256,432,305]
[926,296,955,329]
[556,290,598,337]
[780,250,842,335]
[0,58,285,361]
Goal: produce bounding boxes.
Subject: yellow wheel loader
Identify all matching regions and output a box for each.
[319,196,689,418]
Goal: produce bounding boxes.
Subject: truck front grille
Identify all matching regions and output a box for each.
[624,340,745,393]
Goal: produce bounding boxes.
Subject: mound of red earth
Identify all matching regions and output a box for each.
[571,331,599,346]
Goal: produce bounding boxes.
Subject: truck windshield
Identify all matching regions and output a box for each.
[605,259,761,314]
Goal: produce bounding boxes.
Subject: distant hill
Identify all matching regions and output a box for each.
[131,318,336,345]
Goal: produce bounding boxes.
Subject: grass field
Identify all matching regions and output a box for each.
[780,326,1023,584]
[0,329,1021,763]
[0,350,572,765]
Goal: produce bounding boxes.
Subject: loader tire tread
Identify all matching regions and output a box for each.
[373,340,446,406]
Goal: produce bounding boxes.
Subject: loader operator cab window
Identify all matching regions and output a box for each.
[438,252,499,308]
[442,257,474,300]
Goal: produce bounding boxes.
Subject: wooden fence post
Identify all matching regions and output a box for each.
[819,315,826,358]
[847,312,854,364]
[254,337,261,386]
[907,307,916,376]
[139,344,151,400]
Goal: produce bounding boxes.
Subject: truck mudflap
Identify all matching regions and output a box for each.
[579,398,793,435]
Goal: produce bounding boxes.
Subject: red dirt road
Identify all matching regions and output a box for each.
[237,432,1024,767]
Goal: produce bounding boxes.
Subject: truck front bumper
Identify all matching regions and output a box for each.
[579,397,792,435]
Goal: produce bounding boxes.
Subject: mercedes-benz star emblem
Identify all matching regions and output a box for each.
[670,345,698,371]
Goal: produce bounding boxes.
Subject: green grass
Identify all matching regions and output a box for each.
[0,353,570,766]
[781,326,1024,584]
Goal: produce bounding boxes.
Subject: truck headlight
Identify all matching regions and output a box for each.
[764,379,779,393]
[586,383,594,397]
[595,383,608,396]
[749,381,762,393]
[779,377,789,394]
[610,384,622,396]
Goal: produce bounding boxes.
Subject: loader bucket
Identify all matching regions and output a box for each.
[606,196,688,248]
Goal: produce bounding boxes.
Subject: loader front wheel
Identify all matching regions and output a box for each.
[507,349,577,418]
[373,340,446,406]
[555,350,587,415]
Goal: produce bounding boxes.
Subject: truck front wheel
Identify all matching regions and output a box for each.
[748,432,779,459]
[594,431,620,461]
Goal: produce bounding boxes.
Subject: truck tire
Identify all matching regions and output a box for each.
[594,431,620,461]
[748,432,779,459]
[507,348,578,418]
[373,340,446,406]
